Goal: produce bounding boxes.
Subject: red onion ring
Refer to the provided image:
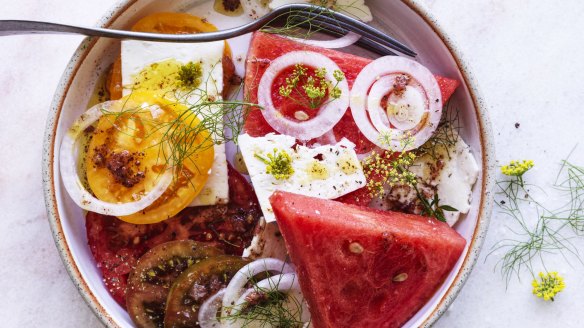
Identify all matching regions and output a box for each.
[257,51,350,140]
[350,56,442,151]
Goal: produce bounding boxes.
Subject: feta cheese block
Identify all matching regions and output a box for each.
[238,133,366,222]
[426,131,479,225]
[373,127,479,226]
[121,40,229,206]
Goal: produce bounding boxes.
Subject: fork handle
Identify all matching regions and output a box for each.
[0,20,122,38]
[0,20,260,42]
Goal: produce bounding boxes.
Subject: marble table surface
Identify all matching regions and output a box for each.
[1,0,583,327]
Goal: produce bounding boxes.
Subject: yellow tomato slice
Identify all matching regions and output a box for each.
[107,12,234,100]
[132,12,217,34]
[85,93,214,224]
[131,12,232,56]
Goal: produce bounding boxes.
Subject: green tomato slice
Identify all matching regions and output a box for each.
[164,255,250,328]
[126,240,224,328]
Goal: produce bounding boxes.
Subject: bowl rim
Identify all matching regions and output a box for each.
[42,0,495,326]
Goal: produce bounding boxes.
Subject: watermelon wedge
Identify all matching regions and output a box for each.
[243,31,460,154]
[269,191,466,328]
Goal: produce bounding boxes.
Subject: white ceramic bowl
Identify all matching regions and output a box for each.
[42,0,495,326]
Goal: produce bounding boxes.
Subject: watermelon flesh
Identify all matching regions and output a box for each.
[243,31,460,154]
[270,191,466,328]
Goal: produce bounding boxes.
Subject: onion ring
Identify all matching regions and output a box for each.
[257,50,350,140]
[221,258,293,319]
[288,32,361,49]
[225,273,310,327]
[199,289,226,328]
[234,273,300,306]
[59,101,172,216]
[350,56,442,151]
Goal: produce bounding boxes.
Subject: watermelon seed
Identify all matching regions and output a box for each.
[294,110,309,121]
[349,242,364,254]
[393,273,408,282]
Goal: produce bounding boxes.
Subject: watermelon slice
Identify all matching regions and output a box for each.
[243,31,460,154]
[269,191,466,328]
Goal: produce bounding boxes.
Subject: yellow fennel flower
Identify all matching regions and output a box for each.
[501,160,534,177]
[254,148,294,180]
[532,271,565,301]
[363,132,417,198]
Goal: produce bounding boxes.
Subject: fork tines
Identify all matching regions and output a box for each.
[276,4,416,57]
[291,17,397,57]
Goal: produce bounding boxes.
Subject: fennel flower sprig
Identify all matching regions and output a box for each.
[501,160,534,186]
[363,131,457,223]
[255,148,295,180]
[532,271,565,301]
[278,64,344,109]
[362,132,417,199]
[491,155,584,288]
[177,61,203,88]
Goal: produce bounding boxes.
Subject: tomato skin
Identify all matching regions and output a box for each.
[131,12,219,34]
[86,164,261,307]
[106,58,123,100]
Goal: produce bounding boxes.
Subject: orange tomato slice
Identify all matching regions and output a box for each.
[86,93,214,224]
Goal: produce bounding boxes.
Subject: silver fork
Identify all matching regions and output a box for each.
[0,3,415,57]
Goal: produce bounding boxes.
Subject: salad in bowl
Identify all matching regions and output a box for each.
[43,0,494,327]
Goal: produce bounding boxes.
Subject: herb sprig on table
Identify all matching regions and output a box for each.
[490,154,584,299]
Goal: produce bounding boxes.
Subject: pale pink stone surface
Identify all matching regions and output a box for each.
[0,0,582,327]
